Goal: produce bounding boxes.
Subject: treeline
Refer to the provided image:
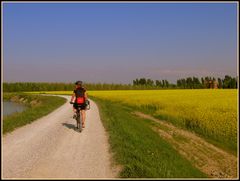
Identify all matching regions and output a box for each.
[133,78,174,88]
[3,82,136,92]
[133,75,238,89]
[177,75,238,89]
[3,75,238,92]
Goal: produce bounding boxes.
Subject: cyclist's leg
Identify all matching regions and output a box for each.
[73,104,76,112]
[81,110,86,127]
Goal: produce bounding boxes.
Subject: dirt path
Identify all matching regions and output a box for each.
[3,96,118,179]
[134,112,238,179]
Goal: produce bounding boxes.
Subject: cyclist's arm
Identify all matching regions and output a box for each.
[70,93,75,103]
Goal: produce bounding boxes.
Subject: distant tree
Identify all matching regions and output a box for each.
[201,77,204,87]
[218,78,223,88]
[133,78,139,86]
[133,79,137,86]
[146,79,154,86]
[162,80,165,88]
[192,76,201,88]
[186,77,193,88]
[230,77,237,88]
[139,78,147,85]
[177,79,182,88]
[155,80,162,87]
[182,79,186,88]
[223,75,232,88]
[165,80,169,88]
[203,77,210,88]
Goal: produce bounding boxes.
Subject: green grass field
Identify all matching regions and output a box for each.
[92,97,207,178]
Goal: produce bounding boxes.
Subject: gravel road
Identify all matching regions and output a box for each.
[2,96,118,179]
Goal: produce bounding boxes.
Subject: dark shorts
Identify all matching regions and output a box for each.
[73,103,87,110]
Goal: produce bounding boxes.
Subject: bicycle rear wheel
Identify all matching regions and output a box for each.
[76,113,82,132]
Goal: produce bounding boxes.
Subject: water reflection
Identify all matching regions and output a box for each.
[3,101,27,116]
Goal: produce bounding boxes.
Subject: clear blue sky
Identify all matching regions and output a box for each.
[3,2,238,83]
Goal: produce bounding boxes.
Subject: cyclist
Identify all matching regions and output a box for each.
[70,81,88,128]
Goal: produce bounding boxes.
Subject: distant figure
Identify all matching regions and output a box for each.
[70,81,88,128]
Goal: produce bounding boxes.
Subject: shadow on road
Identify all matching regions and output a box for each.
[62,123,79,132]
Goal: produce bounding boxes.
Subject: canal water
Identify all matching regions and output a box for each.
[3,101,27,116]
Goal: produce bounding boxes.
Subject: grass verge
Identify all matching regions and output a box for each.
[3,92,66,134]
[90,96,207,178]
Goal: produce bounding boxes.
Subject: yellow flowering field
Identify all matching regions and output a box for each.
[87,89,238,148]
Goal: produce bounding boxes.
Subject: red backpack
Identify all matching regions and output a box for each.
[75,88,85,104]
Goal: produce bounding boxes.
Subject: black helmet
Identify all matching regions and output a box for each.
[75,81,83,85]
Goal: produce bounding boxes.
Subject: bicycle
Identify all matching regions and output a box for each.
[70,100,90,132]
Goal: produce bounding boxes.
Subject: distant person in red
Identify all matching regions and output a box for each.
[70,81,88,128]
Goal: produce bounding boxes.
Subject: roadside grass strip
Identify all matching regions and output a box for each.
[3,93,66,134]
[90,97,207,178]
[133,111,237,178]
